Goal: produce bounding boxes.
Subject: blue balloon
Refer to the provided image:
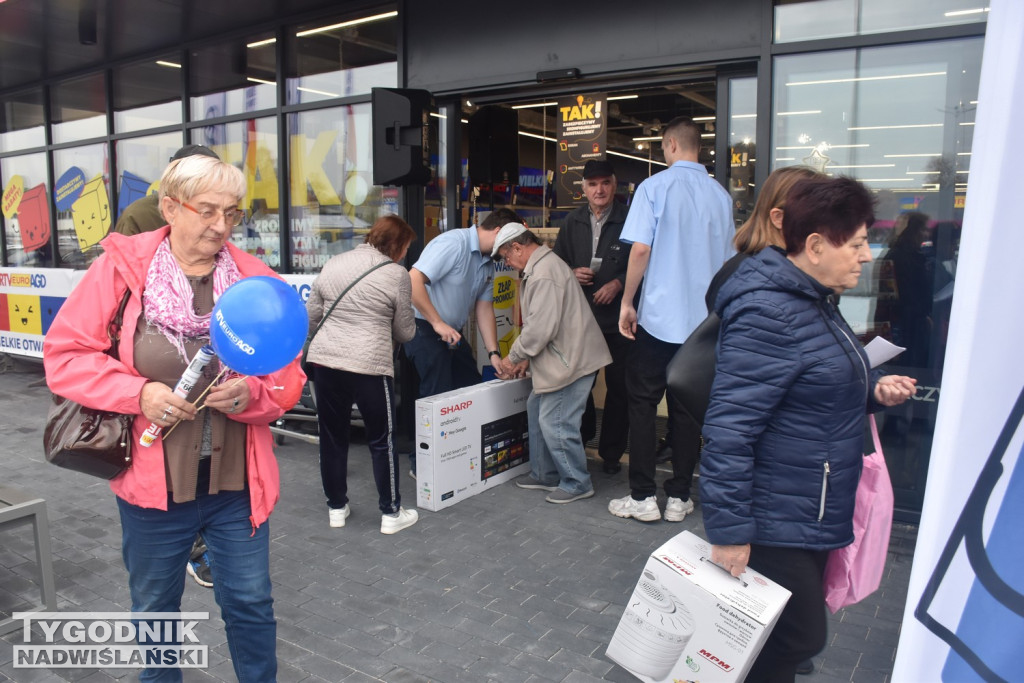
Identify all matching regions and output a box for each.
[210,276,309,376]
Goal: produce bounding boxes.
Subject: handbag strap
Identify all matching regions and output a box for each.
[106,288,133,362]
[868,413,883,455]
[308,259,393,345]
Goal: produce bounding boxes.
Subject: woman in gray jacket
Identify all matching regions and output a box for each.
[305,215,418,534]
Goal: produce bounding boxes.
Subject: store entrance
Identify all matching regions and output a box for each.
[442,69,758,232]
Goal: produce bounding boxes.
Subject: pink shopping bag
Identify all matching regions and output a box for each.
[823,414,894,614]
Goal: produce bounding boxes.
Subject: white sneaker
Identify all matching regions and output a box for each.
[328,505,350,528]
[381,507,419,534]
[664,497,695,522]
[608,495,661,522]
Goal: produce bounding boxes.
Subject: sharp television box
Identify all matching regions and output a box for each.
[606,530,791,682]
[415,378,532,512]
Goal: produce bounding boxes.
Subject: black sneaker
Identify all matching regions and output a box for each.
[187,541,214,588]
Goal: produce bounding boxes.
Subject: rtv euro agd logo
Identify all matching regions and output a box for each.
[12,611,209,669]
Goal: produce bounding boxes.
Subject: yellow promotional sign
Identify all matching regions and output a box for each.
[2,175,24,219]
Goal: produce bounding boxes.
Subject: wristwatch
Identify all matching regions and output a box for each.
[488,350,501,358]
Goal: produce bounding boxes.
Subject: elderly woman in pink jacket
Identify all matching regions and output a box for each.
[305,214,418,534]
[44,155,304,683]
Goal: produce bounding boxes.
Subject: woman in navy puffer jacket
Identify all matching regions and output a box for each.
[699,176,917,683]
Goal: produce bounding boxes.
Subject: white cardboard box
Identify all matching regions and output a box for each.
[606,530,791,682]
[415,378,532,512]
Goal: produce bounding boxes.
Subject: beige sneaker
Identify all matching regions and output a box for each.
[664,497,695,522]
[608,495,661,522]
[381,507,419,534]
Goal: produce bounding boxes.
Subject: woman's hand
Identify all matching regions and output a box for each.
[205,378,252,416]
[711,543,751,578]
[874,375,917,406]
[140,381,197,426]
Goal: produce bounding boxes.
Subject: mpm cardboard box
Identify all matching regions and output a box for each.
[415,378,532,512]
[606,530,791,682]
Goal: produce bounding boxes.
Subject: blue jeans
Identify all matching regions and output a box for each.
[527,373,595,496]
[117,487,276,682]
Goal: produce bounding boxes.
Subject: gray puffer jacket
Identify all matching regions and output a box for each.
[305,243,415,377]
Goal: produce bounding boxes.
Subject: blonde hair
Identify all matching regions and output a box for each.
[733,165,820,254]
[159,155,246,203]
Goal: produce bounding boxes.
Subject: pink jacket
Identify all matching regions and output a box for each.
[43,227,306,527]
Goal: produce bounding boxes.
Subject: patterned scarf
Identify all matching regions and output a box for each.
[143,238,241,360]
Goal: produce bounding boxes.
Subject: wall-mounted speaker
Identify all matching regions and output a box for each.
[468,106,519,185]
[372,87,432,187]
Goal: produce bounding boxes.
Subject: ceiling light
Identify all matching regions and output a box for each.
[776,157,796,161]
[854,178,915,182]
[907,171,940,175]
[518,131,556,142]
[883,153,940,157]
[959,121,975,126]
[776,144,869,150]
[607,94,638,101]
[430,112,446,119]
[296,11,397,37]
[700,133,715,138]
[958,152,972,156]
[692,116,715,122]
[247,77,275,85]
[945,7,989,16]
[826,164,895,169]
[608,149,667,167]
[511,102,557,109]
[247,37,276,48]
[156,60,181,68]
[848,123,942,131]
[777,110,821,116]
[787,71,946,86]
[297,86,340,98]
[632,136,662,142]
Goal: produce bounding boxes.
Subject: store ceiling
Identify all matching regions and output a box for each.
[0,0,368,92]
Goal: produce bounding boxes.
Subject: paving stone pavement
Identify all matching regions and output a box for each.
[0,358,917,682]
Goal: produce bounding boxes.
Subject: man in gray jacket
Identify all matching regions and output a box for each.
[494,223,611,504]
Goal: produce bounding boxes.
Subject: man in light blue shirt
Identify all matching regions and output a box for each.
[610,117,734,524]
[403,207,522,473]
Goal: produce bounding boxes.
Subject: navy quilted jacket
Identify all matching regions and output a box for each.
[699,247,881,550]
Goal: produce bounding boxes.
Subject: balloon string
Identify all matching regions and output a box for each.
[162,372,248,439]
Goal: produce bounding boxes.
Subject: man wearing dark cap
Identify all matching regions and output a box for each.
[552,158,632,474]
[112,144,220,236]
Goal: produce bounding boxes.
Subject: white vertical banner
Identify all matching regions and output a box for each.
[893,1,1024,681]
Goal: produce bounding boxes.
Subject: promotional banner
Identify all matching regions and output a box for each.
[555,93,606,207]
[893,1,1024,680]
[0,268,76,358]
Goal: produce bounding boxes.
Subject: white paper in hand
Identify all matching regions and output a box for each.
[864,336,906,369]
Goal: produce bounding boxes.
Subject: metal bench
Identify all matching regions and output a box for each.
[0,485,57,635]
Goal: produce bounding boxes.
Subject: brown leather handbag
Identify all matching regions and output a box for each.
[43,288,134,479]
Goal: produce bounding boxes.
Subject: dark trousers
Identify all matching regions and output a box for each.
[625,326,701,500]
[313,365,401,515]
[402,319,483,472]
[745,544,830,683]
[403,319,483,398]
[582,331,632,463]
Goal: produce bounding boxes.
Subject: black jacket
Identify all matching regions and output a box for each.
[552,201,630,334]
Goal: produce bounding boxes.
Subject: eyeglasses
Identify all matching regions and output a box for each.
[172,198,245,227]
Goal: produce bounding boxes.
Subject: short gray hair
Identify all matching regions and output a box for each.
[159,155,246,203]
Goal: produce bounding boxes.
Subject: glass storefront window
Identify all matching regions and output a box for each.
[190,34,277,120]
[727,77,757,228]
[191,118,283,271]
[772,37,982,511]
[1,89,45,153]
[51,74,107,144]
[114,133,185,223]
[775,0,989,43]
[287,10,397,105]
[113,56,183,133]
[53,144,111,268]
[1,153,52,267]
[288,104,380,274]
